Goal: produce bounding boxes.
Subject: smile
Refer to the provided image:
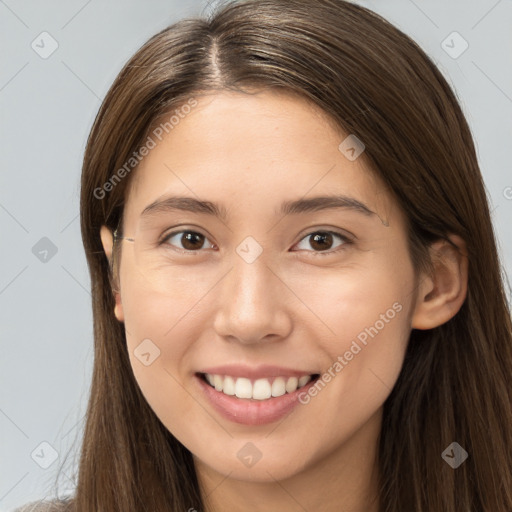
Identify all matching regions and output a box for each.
[196,368,321,425]
[201,373,317,400]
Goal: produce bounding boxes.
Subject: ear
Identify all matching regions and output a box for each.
[411,234,468,330]
[100,225,124,323]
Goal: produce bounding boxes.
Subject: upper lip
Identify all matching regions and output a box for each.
[198,364,319,379]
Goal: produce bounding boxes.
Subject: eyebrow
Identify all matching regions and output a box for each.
[140,194,376,221]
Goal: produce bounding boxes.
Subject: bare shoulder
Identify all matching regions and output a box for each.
[11,498,73,512]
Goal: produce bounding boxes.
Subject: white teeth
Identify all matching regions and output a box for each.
[203,373,315,399]
[213,374,223,392]
[271,377,286,397]
[298,375,312,387]
[253,378,272,400]
[235,377,252,398]
[223,376,236,395]
[285,376,298,393]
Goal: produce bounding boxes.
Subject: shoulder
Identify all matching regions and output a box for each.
[11,498,72,512]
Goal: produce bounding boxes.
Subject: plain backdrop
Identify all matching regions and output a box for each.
[1,0,511,509]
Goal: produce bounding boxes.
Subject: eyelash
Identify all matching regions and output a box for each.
[159,228,353,257]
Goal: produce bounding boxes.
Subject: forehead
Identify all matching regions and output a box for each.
[123,90,396,228]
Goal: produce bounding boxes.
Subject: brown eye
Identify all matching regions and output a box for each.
[310,232,334,251]
[294,230,350,255]
[162,230,215,252]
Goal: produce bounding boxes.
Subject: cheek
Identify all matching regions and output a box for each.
[121,284,195,375]
[295,251,414,398]
[117,260,227,417]
[120,280,201,443]
[119,260,214,344]
[294,254,411,342]
[285,268,412,466]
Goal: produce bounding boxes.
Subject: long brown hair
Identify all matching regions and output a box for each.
[60,0,512,509]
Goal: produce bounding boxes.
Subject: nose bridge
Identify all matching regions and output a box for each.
[228,232,274,304]
[232,250,272,305]
[213,245,291,343]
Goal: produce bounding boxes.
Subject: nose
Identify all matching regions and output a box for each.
[212,251,293,345]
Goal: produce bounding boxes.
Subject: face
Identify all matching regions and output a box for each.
[103,90,421,484]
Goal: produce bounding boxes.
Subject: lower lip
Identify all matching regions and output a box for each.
[195,374,319,426]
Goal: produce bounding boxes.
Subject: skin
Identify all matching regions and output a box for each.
[100,90,468,512]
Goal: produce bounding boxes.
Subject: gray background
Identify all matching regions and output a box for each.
[1,0,511,509]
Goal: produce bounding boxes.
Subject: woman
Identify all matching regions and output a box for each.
[15,0,512,510]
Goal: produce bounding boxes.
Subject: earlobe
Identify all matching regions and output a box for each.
[99,225,125,323]
[411,234,468,330]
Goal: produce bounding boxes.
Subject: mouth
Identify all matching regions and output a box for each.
[197,372,321,401]
[194,364,323,425]
[195,370,321,425]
